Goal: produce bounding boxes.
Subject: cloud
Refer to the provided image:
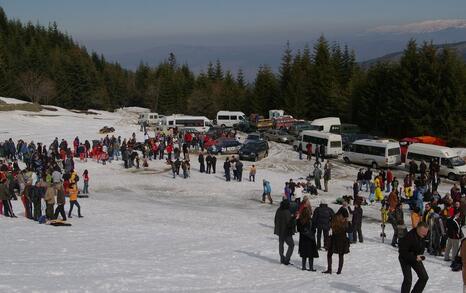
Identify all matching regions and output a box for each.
[368,19,466,34]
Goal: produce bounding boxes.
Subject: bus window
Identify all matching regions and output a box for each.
[330,141,341,148]
[387,148,400,156]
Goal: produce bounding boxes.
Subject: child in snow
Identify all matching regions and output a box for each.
[249,165,256,182]
[68,182,83,218]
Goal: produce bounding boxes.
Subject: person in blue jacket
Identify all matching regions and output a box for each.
[262,179,273,204]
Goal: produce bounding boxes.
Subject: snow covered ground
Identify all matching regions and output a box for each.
[0,106,463,292]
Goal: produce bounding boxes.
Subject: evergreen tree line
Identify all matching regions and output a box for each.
[0,8,465,144]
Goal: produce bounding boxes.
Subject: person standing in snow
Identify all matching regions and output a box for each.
[224,157,231,182]
[211,154,217,174]
[274,199,295,265]
[53,183,67,221]
[198,152,205,173]
[313,201,335,250]
[323,211,350,274]
[398,222,429,293]
[82,169,89,195]
[351,200,363,243]
[205,153,212,174]
[68,182,83,218]
[249,165,256,182]
[262,179,273,204]
[236,159,243,182]
[313,166,322,190]
[323,161,331,192]
[297,206,319,271]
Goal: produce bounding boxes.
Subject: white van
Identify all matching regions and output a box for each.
[406,143,466,180]
[293,130,343,157]
[138,112,160,125]
[310,117,341,134]
[161,114,213,132]
[216,111,246,127]
[343,139,401,169]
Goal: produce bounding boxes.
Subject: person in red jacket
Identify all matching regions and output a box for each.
[386,168,393,193]
[166,143,174,160]
[306,143,312,161]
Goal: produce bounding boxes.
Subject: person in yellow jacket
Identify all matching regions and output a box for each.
[68,183,83,218]
[374,176,384,201]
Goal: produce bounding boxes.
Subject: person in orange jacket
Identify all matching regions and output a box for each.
[68,182,83,218]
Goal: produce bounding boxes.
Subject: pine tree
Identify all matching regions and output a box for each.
[214,59,224,81]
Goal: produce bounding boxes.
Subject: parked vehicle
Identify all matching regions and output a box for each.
[239,140,269,161]
[216,111,247,127]
[207,138,242,155]
[406,143,466,180]
[160,114,213,132]
[244,132,263,144]
[343,139,401,169]
[233,121,257,133]
[249,113,273,130]
[293,130,343,157]
[288,121,313,137]
[399,136,446,162]
[272,115,297,130]
[310,117,341,134]
[269,109,285,119]
[138,112,161,125]
[263,129,295,144]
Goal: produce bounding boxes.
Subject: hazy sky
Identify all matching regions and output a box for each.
[2,0,466,41]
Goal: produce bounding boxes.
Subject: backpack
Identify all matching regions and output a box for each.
[74,175,79,182]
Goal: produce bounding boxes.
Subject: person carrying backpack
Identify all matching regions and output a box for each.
[68,182,83,218]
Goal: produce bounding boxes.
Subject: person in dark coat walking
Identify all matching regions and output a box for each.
[312,202,335,250]
[205,154,212,174]
[352,201,363,243]
[323,211,350,274]
[297,207,319,271]
[398,222,429,293]
[223,157,231,181]
[211,155,217,174]
[198,152,205,173]
[236,160,243,182]
[274,199,295,265]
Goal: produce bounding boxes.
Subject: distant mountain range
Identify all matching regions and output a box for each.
[360,41,466,68]
[88,19,466,80]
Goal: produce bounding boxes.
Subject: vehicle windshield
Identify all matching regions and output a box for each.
[450,156,466,167]
[309,125,323,131]
[278,130,288,135]
[247,134,260,140]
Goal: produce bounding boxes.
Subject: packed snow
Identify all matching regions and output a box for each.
[0,97,31,104]
[0,106,463,292]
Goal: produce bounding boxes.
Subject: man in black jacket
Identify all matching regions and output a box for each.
[398,221,429,293]
[274,200,295,265]
[313,202,335,250]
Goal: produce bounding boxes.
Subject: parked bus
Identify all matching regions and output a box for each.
[310,117,341,134]
[293,130,343,157]
[161,115,213,132]
[406,143,466,180]
[215,111,246,127]
[343,139,401,169]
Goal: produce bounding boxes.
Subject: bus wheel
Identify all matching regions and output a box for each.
[371,162,378,169]
[448,173,457,181]
[343,157,351,164]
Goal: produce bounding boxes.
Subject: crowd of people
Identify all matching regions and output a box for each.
[273,152,466,292]
[0,137,89,222]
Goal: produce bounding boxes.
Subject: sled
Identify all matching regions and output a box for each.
[48,219,72,227]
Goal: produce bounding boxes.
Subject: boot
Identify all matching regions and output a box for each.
[302,258,307,270]
[308,258,316,271]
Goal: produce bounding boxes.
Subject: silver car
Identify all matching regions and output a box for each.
[263,129,295,144]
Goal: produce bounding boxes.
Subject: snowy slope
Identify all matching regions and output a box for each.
[0,107,463,292]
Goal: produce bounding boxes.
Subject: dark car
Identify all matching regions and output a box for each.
[239,140,269,161]
[244,132,263,144]
[207,138,242,155]
[234,121,257,133]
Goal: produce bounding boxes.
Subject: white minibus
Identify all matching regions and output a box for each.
[343,139,401,168]
[161,115,213,132]
[310,117,341,134]
[216,111,246,127]
[406,143,466,180]
[293,130,343,157]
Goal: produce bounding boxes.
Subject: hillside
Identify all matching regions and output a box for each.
[360,41,466,67]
